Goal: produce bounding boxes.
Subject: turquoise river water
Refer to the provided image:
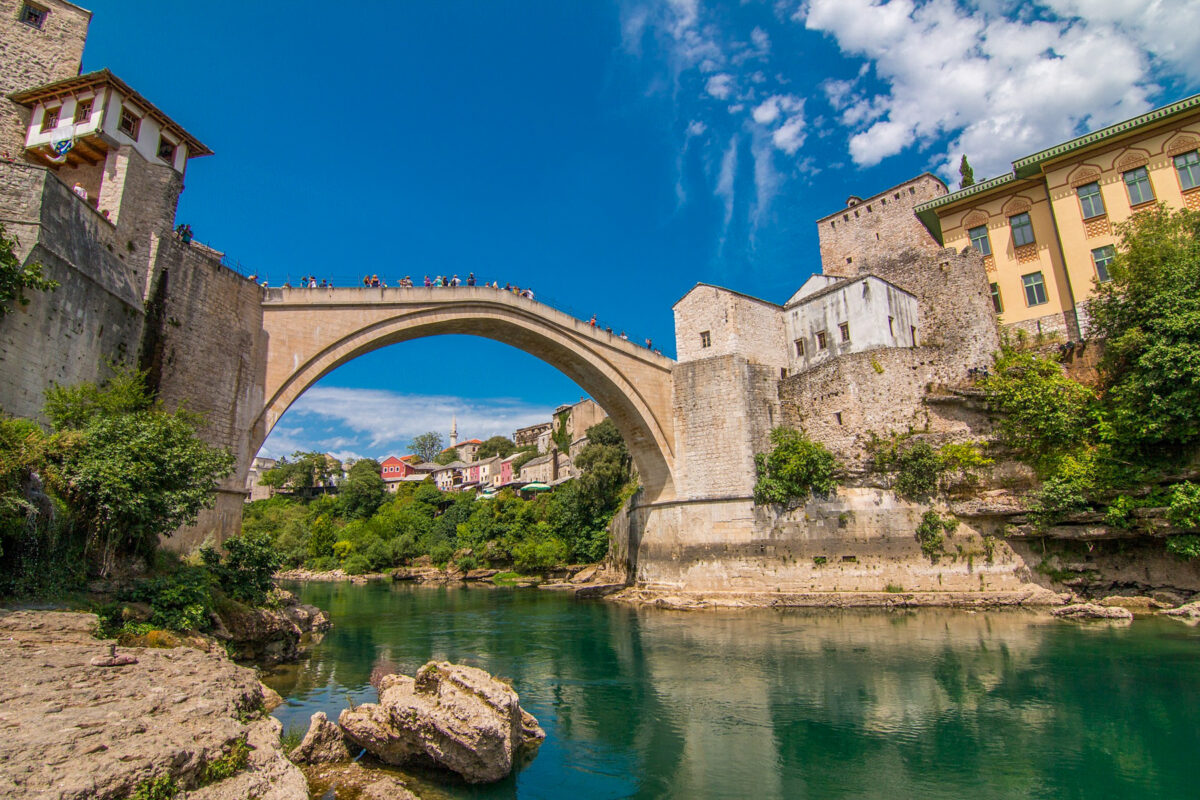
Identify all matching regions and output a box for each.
[263,581,1200,799]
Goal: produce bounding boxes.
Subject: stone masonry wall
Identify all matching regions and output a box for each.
[146,242,267,551]
[673,284,786,368]
[0,161,143,420]
[0,0,91,159]
[97,146,184,298]
[672,354,779,499]
[817,174,947,277]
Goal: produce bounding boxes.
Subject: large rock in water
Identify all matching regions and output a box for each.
[339,661,545,783]
[1051,603,1134,621]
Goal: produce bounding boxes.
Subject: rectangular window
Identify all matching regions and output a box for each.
[968,225,991,256]
[1175,150,1200,191]
[73,99,92,124]
[1010,212,1035,247]
[699,330,711,349]
[1022,272,1048,306]
[816,331,828,350]
[157,136,176,161]
[1076,181,1105,219]
[1091,245,1116,283]
[19,3,48,28]
[989,282,1003,313]
[1123,166,1154,205]
[118,107,141,139]
[839,322,850,342]
[39,105,59,133]
[794,338,804,357]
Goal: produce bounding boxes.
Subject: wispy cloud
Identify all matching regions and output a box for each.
[259,387,558,462]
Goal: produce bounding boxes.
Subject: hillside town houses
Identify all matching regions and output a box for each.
[246,398,607,500]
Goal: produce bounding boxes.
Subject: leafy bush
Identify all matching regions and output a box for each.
[342,553,372,574]
[753,427,837,505]
[1166,535,1200,560]
[129,774,177,800]
[42,368,234,575]
[200,531,281,605]
[128,566,215,632]
[915,512,957,562]
[1087,206,1200,454]
[1167,482,1200,530]
[0,222,58,316]
[981,348,1094,465]
[892,442,942,499]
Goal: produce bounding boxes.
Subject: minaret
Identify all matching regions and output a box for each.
[450,415,458,447]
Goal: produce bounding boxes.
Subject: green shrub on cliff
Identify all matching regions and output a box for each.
[0,222,58,316]
[753,427,837,505]
[1167,482,1200,530]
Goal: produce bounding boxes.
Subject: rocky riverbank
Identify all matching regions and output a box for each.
[108,586,331,666]
[278,562,626,595]
[0,609,307,799]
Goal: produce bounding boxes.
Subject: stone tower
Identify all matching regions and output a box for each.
[450,414,458,447]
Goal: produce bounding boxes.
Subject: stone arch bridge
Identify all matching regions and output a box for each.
[256,287,677,502]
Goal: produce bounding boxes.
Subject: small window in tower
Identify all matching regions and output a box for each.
[73,99,92,124]
[866,205,872,212]
[699,330,711,348]
[19,3,48,28]
[843,214,849,222]
[839,322,850,342]
[846,256,852,264]
[909,187,916,194]
[894,192,900,200]
[829,220,835,229]
[816,330,828,349]
[39,105,60,133]
[157,136,176,162]
[835,412,843,425]
[794,339,805,357]
[118,107,141,139]
[854,210,860,218]
[989,282,1003,313]
[875,232,880,240]
[881,197,887,205]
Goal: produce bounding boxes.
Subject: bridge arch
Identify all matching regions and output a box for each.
[257,287,676,502]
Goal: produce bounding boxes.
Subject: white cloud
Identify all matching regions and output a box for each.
[751,94,807,154]
[752,97,781,124]
[705,73,735,99]
[686,119,708,136]
[798,0,1191,179]
[259,387,557,461]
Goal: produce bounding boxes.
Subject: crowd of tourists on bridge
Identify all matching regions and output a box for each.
[253,270,661,354]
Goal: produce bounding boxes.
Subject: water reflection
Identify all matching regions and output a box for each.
[264,582,1200,800]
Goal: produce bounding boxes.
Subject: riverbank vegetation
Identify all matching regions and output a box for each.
[0,368,296,645]
[245,419,635,574]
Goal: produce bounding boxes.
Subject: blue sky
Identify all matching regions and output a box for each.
[78,0,1200,461]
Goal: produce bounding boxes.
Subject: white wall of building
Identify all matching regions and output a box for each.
[784,276,918,373]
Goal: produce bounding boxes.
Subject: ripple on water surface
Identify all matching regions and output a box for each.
[263,581,1200,800]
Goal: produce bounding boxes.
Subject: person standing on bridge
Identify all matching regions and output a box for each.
[451,274,461,287]
[589,315,596,327]
[467,273,476,287]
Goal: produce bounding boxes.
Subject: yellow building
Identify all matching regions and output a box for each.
[915,93,1200,338]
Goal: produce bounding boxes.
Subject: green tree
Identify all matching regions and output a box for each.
[433,448,458,465]
[200,530,281,605]
[1087,206,1200,455]
[958,155,975,189]
[0,222,58,316]
[476,436,517,459]
[338,458,386,519]
[410,431,444,463]
[510,446,540,473]
[753,427,837,505]
[981,348,1094,467]
[42,369,234,575]
[261,451,334,498]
